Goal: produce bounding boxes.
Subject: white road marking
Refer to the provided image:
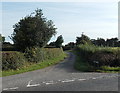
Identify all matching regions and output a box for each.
[27,80,40,87]
[3,87,18,91]
[43,81,55,85]
[61,79,75,83]
[92,78,96,80]
[78,79,86,81]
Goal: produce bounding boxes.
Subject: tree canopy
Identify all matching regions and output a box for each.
[76,34,91,45]
[55,35,64,48]
[11,9,57,51]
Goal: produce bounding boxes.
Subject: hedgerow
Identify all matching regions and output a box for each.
[2,48,64,70]
[75,44,120,67]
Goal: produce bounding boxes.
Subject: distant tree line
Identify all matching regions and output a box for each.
[91,38,120,47]
[62,33,120,50]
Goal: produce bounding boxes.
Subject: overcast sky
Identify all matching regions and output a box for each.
[1,2,118,44]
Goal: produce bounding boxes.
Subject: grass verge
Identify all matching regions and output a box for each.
[1,53,67,77]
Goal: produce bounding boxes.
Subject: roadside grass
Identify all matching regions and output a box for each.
[97,66,120,73]
[1,53,67,77]
[73,51,120,73]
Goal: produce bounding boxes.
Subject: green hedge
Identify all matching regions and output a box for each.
[24,47,64,63]
[2,48,64,70]
[75,44,120,67]
[2,51,26,70]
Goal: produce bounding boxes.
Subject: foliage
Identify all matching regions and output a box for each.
[2,48,64,73]
[63,42,75,50]
[11,9,57,51]
[2,51,26,70]
[0,34,5,43]
[2,42,16,51]
[76,34,91,45]
[24,47,64,63]
[2,52,66,77]
[55,35,64,48]
[49,41,56,47]
[75,44,120,67]
[91,37,120,47]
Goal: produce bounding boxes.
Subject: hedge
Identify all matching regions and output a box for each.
[2,51,26,70]
[75,44,120,67]
[2,47,64,70]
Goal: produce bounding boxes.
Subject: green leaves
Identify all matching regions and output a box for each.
[11,9,57,51]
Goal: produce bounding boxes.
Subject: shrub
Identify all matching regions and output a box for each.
[24,47,44,63]
[75,44,120,67]
[24,47,64,63]
[2,51,26,70]
[89,51,120,67]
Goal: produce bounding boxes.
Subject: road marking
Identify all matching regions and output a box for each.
[43,81,55,85]
[61,79,75,83]
[27,80,40,87]
[92,78,96,80]
[3,87,18,91]
[78,79,86,81]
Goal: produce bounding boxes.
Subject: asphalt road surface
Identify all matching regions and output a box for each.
[1,52,119,92]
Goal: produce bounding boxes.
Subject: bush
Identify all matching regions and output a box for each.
[24,47,64,63]
[75,44,120,67]
[2,51,26,70]
[2,47,64,71]
[89,51,120,67]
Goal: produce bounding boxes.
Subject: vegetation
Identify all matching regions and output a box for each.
[91,37,120,47]
[0,34,5,43]
[76,34,91,45]
[2,48,64,70]
[74,44,120,72]
[1,9,66,77]
[2,51,66,77]
[2,48,66,76]
[10,9,57,51]
[49,35,64,48]
[55,35,64,48]
[2,51,26,70]
[74,33,120,72]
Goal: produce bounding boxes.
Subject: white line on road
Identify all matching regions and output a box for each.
[3,87,18,91]
[27,80,40,88]
[61,79,75,83]
[78,79,86,81]
[92,78,96,80]
[43,81,55,85]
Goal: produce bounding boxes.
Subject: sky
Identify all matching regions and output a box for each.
[1,2,118,45]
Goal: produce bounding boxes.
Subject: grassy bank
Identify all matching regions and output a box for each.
[1,52,67,77]
[74,44,120,73]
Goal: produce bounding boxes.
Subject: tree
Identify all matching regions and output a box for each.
[76,33,91,45]
[96,38,106,46]
[106,38,118,47]
[49,41,56,46]
[55,35,64,48]
[11,9,57,51]
[0,34,5,43]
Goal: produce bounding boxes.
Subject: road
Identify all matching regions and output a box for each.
[1,52,119,92]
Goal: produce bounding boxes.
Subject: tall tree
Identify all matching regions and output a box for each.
[55,35,64,48]
[11,9,57,51]
[76,33,91,45]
